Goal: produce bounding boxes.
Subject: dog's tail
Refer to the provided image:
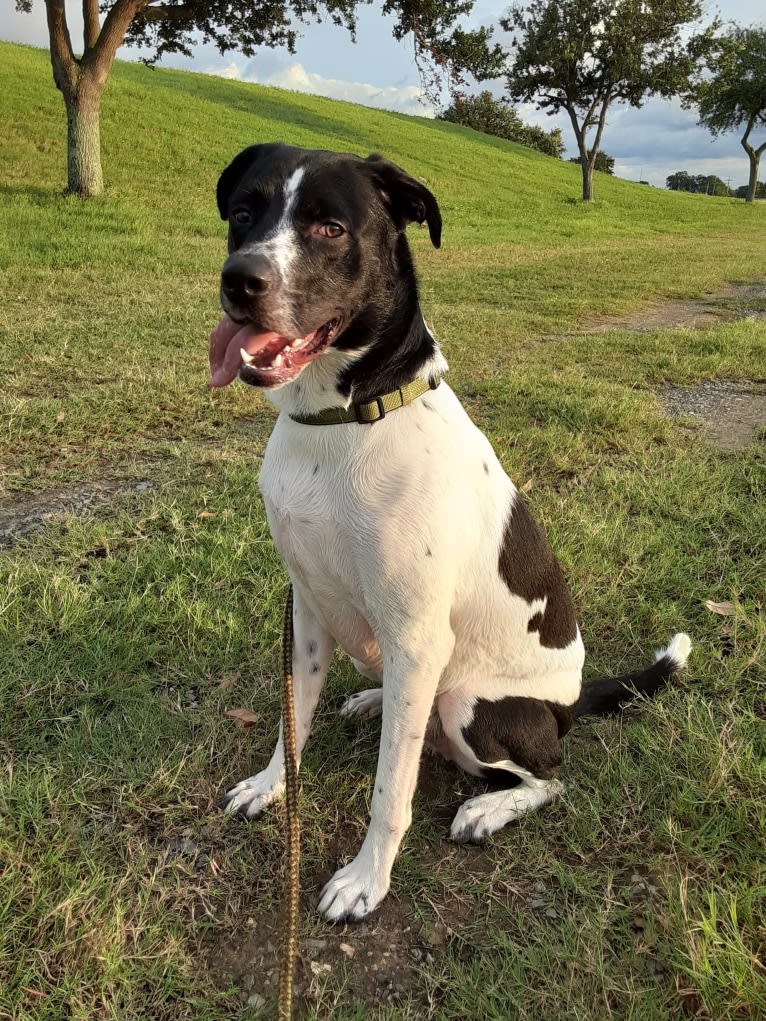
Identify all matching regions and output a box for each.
[575,632,692,718]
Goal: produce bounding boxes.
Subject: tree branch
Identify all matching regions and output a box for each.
[45,0,78,92]
[565,103,588,160]
[138,3,193,23]
[590,89,612,161]
[741,113,756,156]
[82,0,100,50]
[81,0,146,84]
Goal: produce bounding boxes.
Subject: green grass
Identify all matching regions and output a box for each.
[1,39,765,1021]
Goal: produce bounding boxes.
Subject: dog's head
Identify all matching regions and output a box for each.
[209,143,441,390]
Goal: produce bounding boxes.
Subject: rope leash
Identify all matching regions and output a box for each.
[278,585,300,1020]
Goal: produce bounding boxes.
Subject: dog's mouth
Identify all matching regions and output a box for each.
[208,315,342,389]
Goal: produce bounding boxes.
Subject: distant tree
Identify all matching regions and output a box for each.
[569,151,615,174]
[503,0,716,202]
[702,174,733,196]
[687,24,766,203]
[666,171,732,195]
[438,90,564,157]
[17,0,503,198]
[734,181,766,199]
[666,170,698,191]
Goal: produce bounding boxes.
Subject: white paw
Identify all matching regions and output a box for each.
[223,768,284,819]
[449,782,561,843]
[339,688,383,720]
[317,856,389,922]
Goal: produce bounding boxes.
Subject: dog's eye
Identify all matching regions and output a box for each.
[231,209,252,225]
[317,222,345,239]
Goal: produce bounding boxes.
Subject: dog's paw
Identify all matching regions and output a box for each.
[317,856,389,922]
[449,782,561,843]
[223,769,285,820]
[339,688,383,720]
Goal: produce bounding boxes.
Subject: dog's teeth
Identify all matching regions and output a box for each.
[240,348,254,365]
[274,353,284,367]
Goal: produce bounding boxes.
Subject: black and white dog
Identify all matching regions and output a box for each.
[210,143,690,923]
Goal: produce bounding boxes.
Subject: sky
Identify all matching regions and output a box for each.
[2,1,764,189]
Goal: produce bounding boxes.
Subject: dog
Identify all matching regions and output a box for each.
[209,143,691,923]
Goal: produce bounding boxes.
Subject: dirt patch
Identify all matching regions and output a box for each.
[661,379,766,451]
[208,760,556,1017]
[0,479,154,547]
[209,897,433,1017]
[584,281,766,334]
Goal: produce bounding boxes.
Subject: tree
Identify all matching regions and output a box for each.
[503,0,715,202]
[735,181,766,199]
[569,151,614,174]
[438,90,564,157]
[666,171,732,195]
[688,24,766,204]
[666,169,697,191]
[18,1,504,198]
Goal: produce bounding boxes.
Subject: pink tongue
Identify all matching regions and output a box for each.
[208,314,284,388]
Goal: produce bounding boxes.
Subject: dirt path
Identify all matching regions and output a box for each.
[578,280,766,451]
[661,379,766,451]
[0,479,153,548]
[584,281,766,333]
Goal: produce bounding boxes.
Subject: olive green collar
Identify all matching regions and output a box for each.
[289,375,441,426]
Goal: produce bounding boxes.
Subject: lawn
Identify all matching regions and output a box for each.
[0,40,764,1021]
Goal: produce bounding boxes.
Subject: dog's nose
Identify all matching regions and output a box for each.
[221,253,277,304]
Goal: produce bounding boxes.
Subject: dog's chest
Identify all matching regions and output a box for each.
[257,421,369,597]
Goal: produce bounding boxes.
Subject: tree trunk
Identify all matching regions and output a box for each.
[566,105,597,203]
[63,80,104,197]
[45,0,140,197]
[740,117,766,204]
[581,160,594,202]
[745,149,760,204]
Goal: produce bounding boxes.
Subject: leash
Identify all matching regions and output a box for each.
[278,584,300,1020]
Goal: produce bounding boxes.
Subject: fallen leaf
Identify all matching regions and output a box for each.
[224,707,259,727]
[55,412,65,423]
[521,478,534,494]
[218,671,241,691]
[704,599,735,616]
[339,942,355,958]
[197,510,217,519]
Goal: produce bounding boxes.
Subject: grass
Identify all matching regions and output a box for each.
[1,39,765,1021]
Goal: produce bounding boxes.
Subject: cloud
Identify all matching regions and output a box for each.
[215,58,434,118]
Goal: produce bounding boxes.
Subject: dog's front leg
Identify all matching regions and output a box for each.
[224,583,335,819]
[318,636,452,922]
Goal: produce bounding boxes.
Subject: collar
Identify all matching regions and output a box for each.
[289,375,441,426]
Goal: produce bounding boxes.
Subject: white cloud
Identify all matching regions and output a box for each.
[206,60,241,81]
[217,57,434,118]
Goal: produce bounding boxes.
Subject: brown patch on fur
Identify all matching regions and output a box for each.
[498,496,577,649]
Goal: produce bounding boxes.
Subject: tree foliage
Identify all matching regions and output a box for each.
[666,170,732,196]
[438,90,564,157]
[123,0,505,96]
[503,0,714,201]
[569,151,614,175]
[687,23,766,203]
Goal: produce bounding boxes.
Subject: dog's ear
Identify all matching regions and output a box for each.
[363,154,442,249]
[216,145,265,220]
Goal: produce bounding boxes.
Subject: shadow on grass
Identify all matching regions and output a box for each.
[0,182,68,203]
